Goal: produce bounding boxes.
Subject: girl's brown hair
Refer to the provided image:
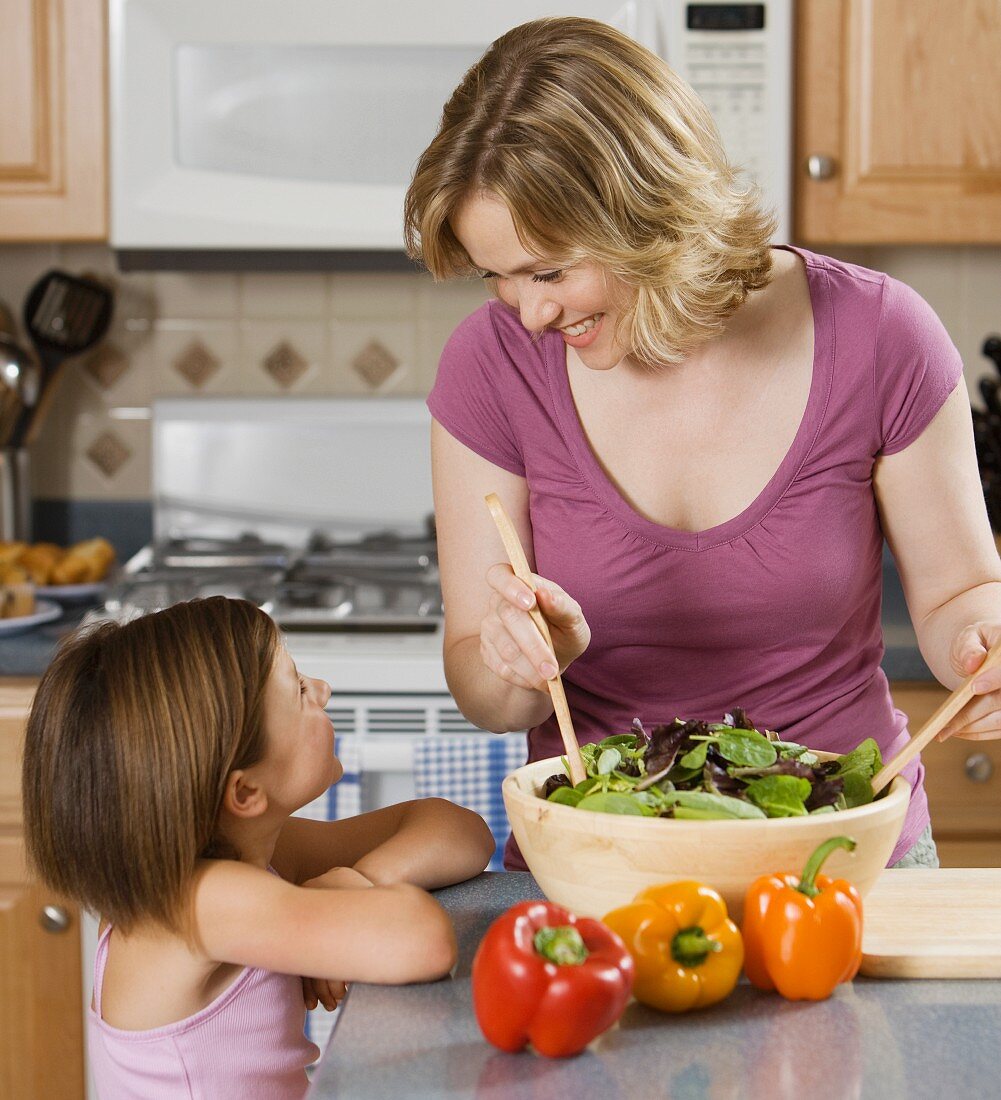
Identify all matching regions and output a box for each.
[21,596,281,933]
[403,16,775,365]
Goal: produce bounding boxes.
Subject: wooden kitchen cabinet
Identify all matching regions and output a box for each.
[892,682,1001,867]
[0,0,107,241]
[796,0,1001,243]
[0,679,84,1100]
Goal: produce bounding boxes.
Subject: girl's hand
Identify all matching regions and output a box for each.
[299,867,372,1010]
[303,974,347,1012]
[482,564,591,691]
[938,623,1001,741]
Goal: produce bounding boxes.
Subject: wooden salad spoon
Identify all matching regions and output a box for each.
[872,642,1001,795]
[484,493,587,786]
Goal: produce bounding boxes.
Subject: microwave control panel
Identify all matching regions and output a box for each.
[667,1,791,241]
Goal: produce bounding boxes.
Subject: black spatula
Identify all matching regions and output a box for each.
[11,270,114,447]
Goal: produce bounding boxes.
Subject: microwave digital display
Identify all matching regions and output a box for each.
[687,4,766,31]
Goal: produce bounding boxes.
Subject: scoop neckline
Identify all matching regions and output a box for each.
[542,244,834,551]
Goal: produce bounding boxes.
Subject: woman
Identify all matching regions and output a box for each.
[403,16,1001,869]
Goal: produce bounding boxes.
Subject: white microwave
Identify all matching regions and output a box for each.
[109,1,791,269]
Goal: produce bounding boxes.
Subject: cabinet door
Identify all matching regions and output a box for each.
[0,841,84,1100]
[0,681,82,1100]
[796,0,1001,243]
[892,682,1001,866]
[0,679,37,830]
[0,0,106,241]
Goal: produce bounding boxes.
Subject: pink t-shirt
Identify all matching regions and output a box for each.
[427,246,963,867]
[88,922,320,1099]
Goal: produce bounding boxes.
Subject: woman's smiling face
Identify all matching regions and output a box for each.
[451,192,631,372]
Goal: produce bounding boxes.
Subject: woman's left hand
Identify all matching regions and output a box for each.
[939,623,1001,741]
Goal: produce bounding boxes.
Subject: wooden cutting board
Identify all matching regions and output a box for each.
[860,868,1001,978]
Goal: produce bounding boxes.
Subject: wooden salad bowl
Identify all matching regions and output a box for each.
[503,751,910,925]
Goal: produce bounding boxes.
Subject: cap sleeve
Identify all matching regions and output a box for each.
[874,276,964,456]
[426,303,526,476]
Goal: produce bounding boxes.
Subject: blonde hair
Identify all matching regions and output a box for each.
[21,597,281,933]
[403,16,775,365]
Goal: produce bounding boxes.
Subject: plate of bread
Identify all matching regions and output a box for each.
[0,538,116,606]
[0,597,61,635]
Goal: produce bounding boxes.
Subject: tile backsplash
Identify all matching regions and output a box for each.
[0,241,998,502]
[0,244,487,500]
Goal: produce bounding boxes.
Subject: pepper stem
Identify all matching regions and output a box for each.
[534,925,589,966]
[797,835,857,898]
[671,926,722,968]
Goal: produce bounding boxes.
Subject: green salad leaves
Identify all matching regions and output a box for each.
[543,709,884,820]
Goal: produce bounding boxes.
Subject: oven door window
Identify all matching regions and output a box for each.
[174,44,483,186]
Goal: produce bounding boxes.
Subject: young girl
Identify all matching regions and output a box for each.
[22,596,494,1099]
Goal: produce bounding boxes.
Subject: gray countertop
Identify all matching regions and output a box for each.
[310,871,1001,1100]
[0,605,92,677]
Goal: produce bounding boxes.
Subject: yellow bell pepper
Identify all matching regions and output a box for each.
[603,881,743,1012]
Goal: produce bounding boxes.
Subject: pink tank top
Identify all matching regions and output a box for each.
[88,924,320,1100]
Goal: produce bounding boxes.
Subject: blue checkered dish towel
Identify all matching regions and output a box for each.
[292,734,362,1057]
[413,733,528,871]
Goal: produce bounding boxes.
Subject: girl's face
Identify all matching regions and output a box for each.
[258,648,339,812]
[451,192,631,373]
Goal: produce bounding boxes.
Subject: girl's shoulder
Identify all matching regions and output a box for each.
[189,858,302,968]
[192,857,282,911]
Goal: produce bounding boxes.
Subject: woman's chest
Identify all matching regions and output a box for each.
[569,352,814,533]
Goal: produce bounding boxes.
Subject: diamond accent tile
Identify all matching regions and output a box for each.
[86,431,132,478]
[83,343,129,390]
[352,340,399,390]
[173,340,221,388]
[263,341,309,389]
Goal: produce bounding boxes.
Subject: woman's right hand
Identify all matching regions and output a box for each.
[481,564,591,691]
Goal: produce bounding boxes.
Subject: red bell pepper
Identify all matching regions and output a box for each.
[471,899,634,1058]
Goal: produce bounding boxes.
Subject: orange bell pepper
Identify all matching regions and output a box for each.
[742,835,863,1001]
[603,881,743,1012]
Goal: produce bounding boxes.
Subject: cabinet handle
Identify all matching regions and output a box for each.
[39,904,72,933]
[806,154,837,180]
[965,752,994,783]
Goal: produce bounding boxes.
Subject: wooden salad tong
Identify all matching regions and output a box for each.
[872,642,1001,794]
[485,493,587,786]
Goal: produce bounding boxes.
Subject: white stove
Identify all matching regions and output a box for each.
[88,396,485,791]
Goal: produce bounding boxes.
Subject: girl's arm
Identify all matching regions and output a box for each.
[875,382,1001,735]
[192,859,457,984]
[271,797,495,888]
[431,420,591,733]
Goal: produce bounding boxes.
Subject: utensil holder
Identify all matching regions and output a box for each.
[0,453,14,541]
[0,448,31,542]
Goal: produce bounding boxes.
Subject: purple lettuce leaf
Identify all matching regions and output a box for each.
[805,774,845,811]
